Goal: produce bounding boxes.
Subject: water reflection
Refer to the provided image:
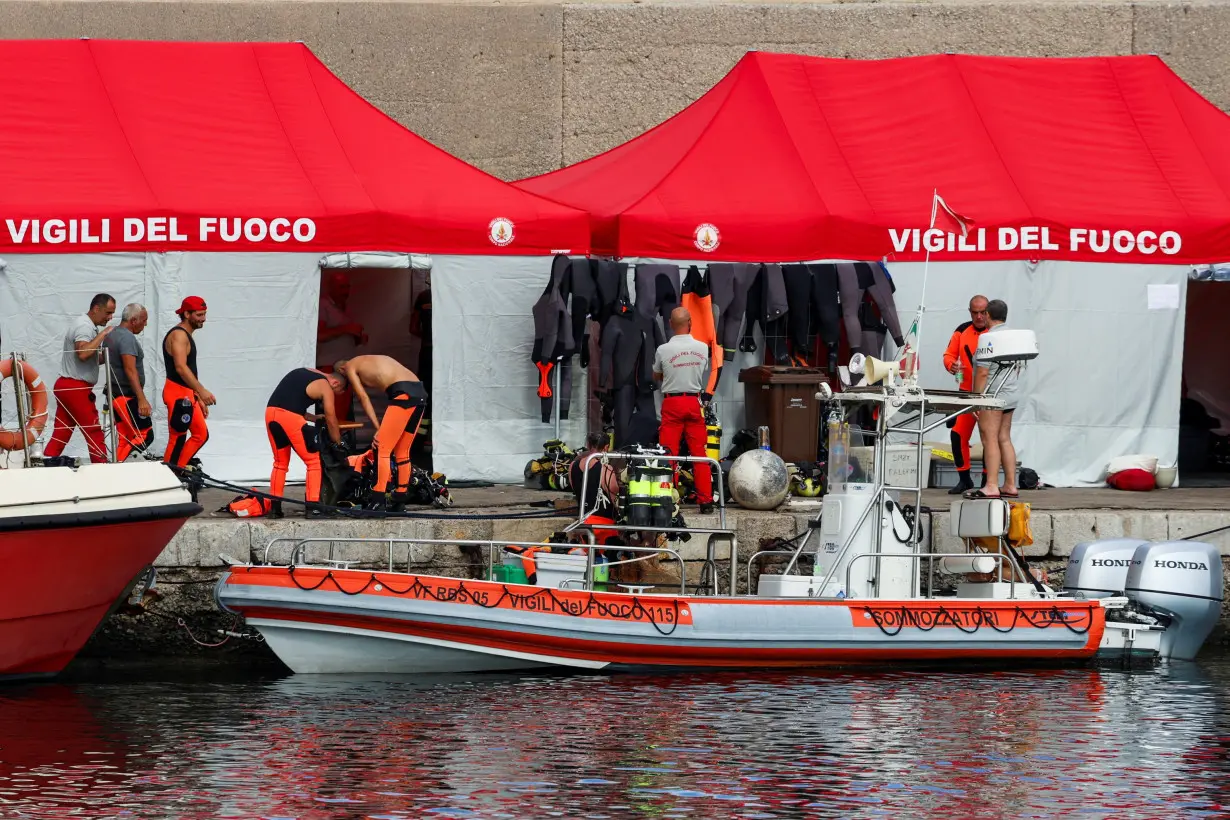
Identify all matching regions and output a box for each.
[1,661,1228,818]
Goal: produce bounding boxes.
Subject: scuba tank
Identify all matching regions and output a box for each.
[647,463,674,529]
[626,461,654,527]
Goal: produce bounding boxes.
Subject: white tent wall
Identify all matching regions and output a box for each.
[884,260,1186,487]
[432,254,765,483]
[432,256,1185,487]
[432,255,590,482]
[0,252,320,480]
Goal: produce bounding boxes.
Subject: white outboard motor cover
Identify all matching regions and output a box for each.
[1064,539,1147,599]
[1125,541,1223,661]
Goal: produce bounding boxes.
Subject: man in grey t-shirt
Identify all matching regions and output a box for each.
[44,293,115,463]
[103,303,154,461]
[652,307,714,512]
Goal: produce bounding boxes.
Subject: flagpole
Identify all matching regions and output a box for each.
[906,188,938,386]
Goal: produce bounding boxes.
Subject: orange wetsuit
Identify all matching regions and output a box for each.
[162,327,209,467]
[266,368,328,503]
[942,321,986,472]
[374,380,428,494]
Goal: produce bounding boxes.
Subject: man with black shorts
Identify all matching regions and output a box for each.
[335,355,428,511]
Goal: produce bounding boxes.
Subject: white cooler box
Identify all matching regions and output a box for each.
[503,551,587,589]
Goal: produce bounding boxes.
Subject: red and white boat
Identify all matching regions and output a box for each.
[0,461,200,679]
[218,336,1221,674]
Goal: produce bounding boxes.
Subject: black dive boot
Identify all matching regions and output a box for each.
[364,493,391,512]
[389,491,409,513]
[948,470,974,495]
[270,499,285,519]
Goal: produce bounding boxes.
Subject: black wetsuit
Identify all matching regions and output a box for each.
[599,301,664,448]
[591,259,629,326]
[561,255,597,368]
[740,264,790,364]
[162,326,197,387]
[267,368,324,414]
[634,263,681,338]
[709,262,757,364]
[531,255,575,423]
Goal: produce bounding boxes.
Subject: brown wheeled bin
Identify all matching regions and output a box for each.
[738,366,827,463]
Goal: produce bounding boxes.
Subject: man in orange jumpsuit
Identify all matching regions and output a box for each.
[942,294,989,495]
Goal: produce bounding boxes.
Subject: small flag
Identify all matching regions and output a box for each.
[930,193,973,239]
[897,314,920,378]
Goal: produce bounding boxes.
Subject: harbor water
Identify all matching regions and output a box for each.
[2,659,1229,818]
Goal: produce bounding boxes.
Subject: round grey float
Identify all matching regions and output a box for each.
[728,449,790,510]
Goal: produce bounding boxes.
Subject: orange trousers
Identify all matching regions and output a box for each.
[113,395,154,462]
[265,407,322,503]
[163,381,209,467]
[374,395,425,493]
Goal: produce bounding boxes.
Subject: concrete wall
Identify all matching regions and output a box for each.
[3,0,1228,180]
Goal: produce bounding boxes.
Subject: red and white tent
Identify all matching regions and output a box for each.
[512,52,1227,486]
[0,41,588,479]
[0,39,588,255]
[519,51,1230,265]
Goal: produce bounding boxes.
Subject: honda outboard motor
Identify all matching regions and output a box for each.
[1064,539,1147,598]
[1124,541,1223,661]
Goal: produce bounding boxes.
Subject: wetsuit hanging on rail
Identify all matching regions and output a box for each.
[599,299,664,448]
[680,266,722,394]
[530,255,575,424]
[634,263,681,339]
[708,262,757,388]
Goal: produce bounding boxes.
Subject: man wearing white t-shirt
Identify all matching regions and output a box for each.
[970,299,1021,500]
[653,307,714,513]
[44,293,116,463]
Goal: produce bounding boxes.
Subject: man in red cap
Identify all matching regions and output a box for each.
[162,296,215,468]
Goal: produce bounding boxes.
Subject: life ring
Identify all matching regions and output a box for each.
[0,359,49,450]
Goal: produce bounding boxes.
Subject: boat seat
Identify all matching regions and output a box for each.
[950,499,1008,538]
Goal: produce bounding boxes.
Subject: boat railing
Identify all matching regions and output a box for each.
[843,551,1022,600]
[571,451,737,594]
[745,549,810,594]
[260,535,689,595]
[5,348,128,466]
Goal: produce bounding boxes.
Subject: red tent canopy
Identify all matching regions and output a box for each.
[0,40,588,255]
[518,52,1230,263]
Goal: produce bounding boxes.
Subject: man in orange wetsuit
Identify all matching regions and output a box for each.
[162,296,216,468]
[942,294,990,495]
[336,355,428,512]
[265,367,346,518]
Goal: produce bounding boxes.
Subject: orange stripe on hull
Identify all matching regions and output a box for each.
[236,605,1104,668]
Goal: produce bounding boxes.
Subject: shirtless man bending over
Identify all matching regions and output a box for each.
[335,355,428,511]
